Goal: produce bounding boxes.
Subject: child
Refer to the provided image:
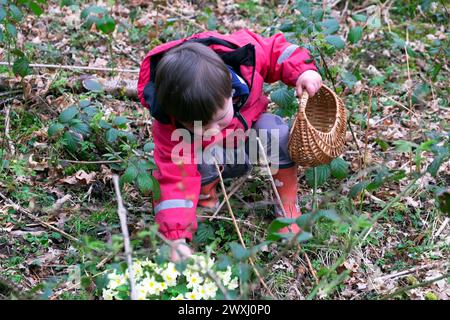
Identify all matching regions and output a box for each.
[137,29,322,261]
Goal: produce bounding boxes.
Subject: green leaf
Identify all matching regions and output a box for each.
[305,165,331,187]
[80,5,107,20]
[113,116,131,126]
[70,122,91,137]
[136,173,153,194]
[120,164,138,184]
[229,242,250,261]
[325,35,345,50]
[97,15,115,34]
[320,18,339,35]
[59,106,79,123]
[9,4,23,21]
[195,223,215,243]
[348,26,363,44]
[99,119,112,129]
[267,217,296,238]
[341,71,358,89]
[296,231,313,243]
[137,159,156,171]
[28,1,43,16]
[6,23,17,38]
[315,209,341,222]
[393,140,417,153]
[62,131,81,154]
[367,13,381,29]
[436,188,450,216]
[427,153,448,177]
[48,123,65,137]
[144,142,155,153]
[270,86,295,109]
[352,14,367,22]
[83,78,103,92]
[151,176,161,201]
[106,128,119,143]
[330,157,349,179]
[412,83,431,104]
[0,6,6,21]
[13,56,31,77]
[0,29,3,42]
[79,100,91,108]
[349,181,370,198]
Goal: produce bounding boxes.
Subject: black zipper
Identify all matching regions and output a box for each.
[234,44,256,132]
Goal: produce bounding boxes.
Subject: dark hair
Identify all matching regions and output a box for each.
[155,42,232,124]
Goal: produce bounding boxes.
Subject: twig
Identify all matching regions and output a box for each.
[375,262,441,282]
[0,191,79,242]
[0,62,139,73]
[3,101,15,157]
[256,137,318,283]
[433,217,449,240]
[379,94,418,117]
[380,272,450,300]
[44,157,123,165]
[210,175,249,221]
[198,215,264,231]
[112,175,137,300]
[213,159,276,299]
[156,5,207,31]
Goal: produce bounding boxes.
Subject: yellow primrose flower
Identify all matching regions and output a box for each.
[204,281,218,299]
[142,276,158,295]
[136,283,148,300]
[102,288,116,300]
[185,291,200,300]
[227,277,238,290]
[171,294,185,300]
[186,272,204,289]
[107,271,127,290]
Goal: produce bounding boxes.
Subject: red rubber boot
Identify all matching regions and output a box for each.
[272,165,301,234]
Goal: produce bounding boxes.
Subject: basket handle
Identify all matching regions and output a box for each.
[297,90,310,120]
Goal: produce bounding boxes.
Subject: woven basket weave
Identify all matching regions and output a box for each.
[288,84,347,167]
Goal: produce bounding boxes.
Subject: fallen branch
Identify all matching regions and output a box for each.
[112,175,137,300]
[0,61,139,73]
[0,191,79,242]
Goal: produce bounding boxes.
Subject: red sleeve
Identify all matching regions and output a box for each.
[244,30,318,86]
[151,121,201,241]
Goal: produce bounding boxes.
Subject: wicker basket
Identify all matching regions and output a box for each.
[288,84,347,167]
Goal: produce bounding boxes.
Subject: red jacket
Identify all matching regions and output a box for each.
[137,29,317,241]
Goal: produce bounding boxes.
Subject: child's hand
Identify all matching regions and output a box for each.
[170,239,193,262]
[295,70,323,98]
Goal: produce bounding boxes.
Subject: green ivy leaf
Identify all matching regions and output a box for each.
[393,140,417,153]
[136,173,153,194]
[59,106,79,124]
[13,56,31,77]
[79,100,91,108]
[348,26,363,44]
[341,71,358,89]
[48,123,65,137]
[305,165,331,187]
[325,35,345,50]
[99,119,112,129]
[330,157,349,179]
[267,217,296,240]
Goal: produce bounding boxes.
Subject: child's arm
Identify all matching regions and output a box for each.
[243,30,322,96]
[151,120,201,243]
